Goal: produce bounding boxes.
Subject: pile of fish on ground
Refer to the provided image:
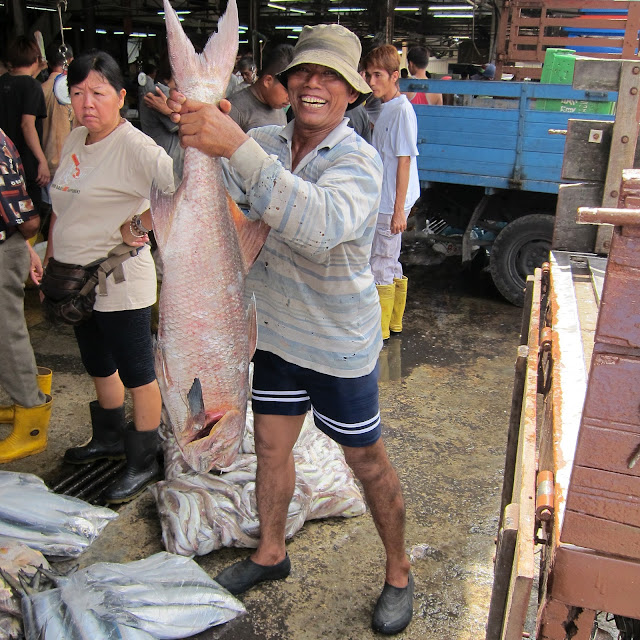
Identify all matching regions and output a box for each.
[0,471,117,559]
[0,539,50,640]
[150,408,367,555]
[21,552,245,640]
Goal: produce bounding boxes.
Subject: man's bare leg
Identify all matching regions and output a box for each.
[251,412,305,565]
[343,438,411,587]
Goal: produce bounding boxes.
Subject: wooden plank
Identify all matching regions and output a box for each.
[582,354,640,425]
[486,503,520,640]
[549,545,640,619]
[512,35,626,48]
[500,270,540,640]
[623,0,640,58]
[562,119,613,182]
[423,144,517,164]
[549,252,589,535]
[517,17,629,30]
[562,511,640,560]
[536,598,596,640]
[417,157,515,178]
[424,131,518,151]
[520,150,564,170]
[598,59,640,253]
[553,184,603,252]
[499,345,530,527]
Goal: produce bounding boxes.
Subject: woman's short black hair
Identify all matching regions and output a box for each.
[67,50,124,93]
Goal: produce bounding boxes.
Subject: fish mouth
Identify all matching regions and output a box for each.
[186,410,225,443]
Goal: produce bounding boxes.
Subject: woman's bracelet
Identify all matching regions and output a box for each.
[129,219,147,238]
[131,213,151,235]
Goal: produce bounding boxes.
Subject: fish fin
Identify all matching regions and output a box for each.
[150,183,175,252]
[227,192,271,275]
[154,340,170,400]
[247,293,258,359]
[164,0,238,98]
[187,378,205,418]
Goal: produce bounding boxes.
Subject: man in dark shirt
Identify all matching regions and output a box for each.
[0,37,49,212]
[0,128,52,463]
[227,45,294,132]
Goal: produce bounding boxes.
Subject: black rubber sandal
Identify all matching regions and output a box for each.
[371,572,414,635]
[215,554,291,595]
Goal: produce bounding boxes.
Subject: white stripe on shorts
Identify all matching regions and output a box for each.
[252,389,310,403]
[312,408,381,435]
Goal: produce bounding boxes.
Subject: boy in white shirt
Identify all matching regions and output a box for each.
[363,45,420,340]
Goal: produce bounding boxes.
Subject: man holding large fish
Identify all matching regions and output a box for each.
[166,18,413,637]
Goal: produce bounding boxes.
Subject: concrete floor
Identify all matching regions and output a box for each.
[1,261,524,640]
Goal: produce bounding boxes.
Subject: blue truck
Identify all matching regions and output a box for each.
[398,77,618,305]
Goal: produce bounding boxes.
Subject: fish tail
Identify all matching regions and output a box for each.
[163,0,238,99]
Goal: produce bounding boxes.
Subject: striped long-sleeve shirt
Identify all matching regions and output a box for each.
[224,118,384,378]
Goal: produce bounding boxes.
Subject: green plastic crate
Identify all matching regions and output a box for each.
[537,48,615,114]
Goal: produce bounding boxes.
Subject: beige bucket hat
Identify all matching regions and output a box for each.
[278,24,371,107]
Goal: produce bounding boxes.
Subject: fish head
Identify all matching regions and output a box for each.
[175,378,245,473]
[180,408,246,474]
[163,0,238,103]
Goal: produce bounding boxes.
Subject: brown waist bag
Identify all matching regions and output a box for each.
[40,243,141,326]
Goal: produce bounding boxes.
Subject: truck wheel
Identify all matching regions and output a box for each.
[489,214,554,306]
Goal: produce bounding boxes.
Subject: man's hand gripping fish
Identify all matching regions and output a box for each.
[152,0,269,473]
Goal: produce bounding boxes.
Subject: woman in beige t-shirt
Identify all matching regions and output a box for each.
[47,51,174,504]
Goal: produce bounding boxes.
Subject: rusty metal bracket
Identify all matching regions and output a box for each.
[537,326,553,395]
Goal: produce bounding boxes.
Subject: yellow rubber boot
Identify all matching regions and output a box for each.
[376,283,396,341]
[0,367,52,424]
[0,395,52,463]
[389,276,408,334]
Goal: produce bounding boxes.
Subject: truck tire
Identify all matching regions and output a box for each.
[489,214,554,306]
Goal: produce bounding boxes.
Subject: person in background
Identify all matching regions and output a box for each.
[42,44,75,178]
[41,43,75,235]
[346,102,371,143]
[404,46,443,106]
[226,55,257,97]
[0,37,50,218]
[166,23,413,636]
[471,62,496,80]
[46,51,174,504]
[363,44,420,340]
[228,44,293,132]
[0,128,52,463]
[139,60,184,182]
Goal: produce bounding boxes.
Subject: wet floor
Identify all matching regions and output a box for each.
[2,260,524,639]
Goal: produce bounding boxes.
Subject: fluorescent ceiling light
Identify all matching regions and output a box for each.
[287,35,299,39]
[267,2,307,13]
[328,7,365,11]
[157,10,191,14]
[96,29,107,34]
[395,7,420,11]
[432,13,475,18]
[275,25,303,30]
[114,31,125,34]
[427,4,474,9]
[239,39,249,43]
[130,32,148,37]
[26,5,56,11]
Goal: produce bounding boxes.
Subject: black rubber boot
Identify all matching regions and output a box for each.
[103,423,162,504]
[64,401,126,464]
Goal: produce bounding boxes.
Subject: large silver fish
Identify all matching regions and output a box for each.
[152,0,269,473]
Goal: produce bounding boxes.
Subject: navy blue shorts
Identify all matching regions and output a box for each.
[74,307,156,389]
[251,350,381,448]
